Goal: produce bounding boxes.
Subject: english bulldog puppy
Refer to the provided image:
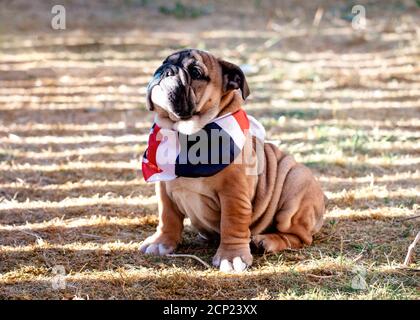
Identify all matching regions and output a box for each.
[140,49,326,272]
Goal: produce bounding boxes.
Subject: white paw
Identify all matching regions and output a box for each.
[139,239,174,256]
[213,256,248,273]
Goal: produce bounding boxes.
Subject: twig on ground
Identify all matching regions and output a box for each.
[166,254,211,269]
[396,267,420,272]
[353,252,364,262]
[307,273,336,279]
[18,229,43,240]
[314,230,338,243]
[398,215,420,222]
[403,231,420,266]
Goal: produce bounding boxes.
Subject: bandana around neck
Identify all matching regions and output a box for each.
[141,109,265,182]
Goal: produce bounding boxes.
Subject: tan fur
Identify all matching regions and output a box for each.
[140,49,326,270]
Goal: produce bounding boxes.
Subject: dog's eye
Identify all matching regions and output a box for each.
[190,66,203,80]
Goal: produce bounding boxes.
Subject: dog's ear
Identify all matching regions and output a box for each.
[218,59,250,100]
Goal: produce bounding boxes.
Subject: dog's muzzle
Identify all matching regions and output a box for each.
[147,64,196,119]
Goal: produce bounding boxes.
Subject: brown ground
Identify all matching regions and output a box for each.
[0,0,419,299]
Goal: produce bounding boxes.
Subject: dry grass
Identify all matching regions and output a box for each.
[0,0,419,300]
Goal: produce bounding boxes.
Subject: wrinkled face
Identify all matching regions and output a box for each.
[146,49,249,125]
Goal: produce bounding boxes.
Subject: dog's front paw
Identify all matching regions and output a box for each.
[139,233,177,256]
[212,245,253,273]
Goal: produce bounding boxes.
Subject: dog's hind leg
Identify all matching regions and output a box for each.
[251,149,325,254]
[252,194,323,253]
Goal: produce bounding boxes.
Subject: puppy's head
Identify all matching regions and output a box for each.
[146,49,249,134]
